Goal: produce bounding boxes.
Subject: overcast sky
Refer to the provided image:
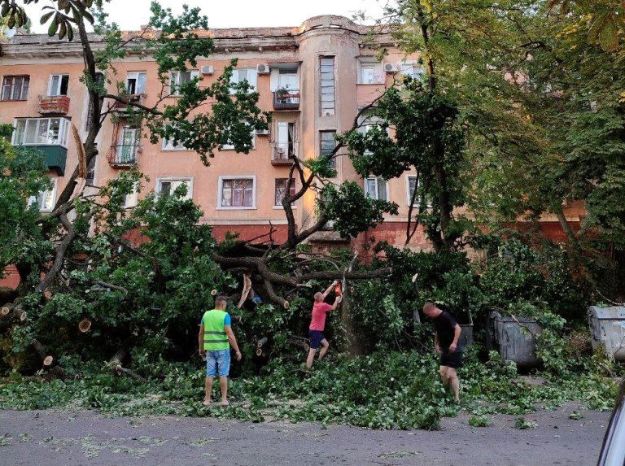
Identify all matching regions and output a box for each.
[23,0,387,32]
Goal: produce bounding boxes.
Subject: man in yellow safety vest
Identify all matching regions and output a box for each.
[198,295,242,406]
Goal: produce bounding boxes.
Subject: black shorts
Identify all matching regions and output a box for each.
[309,330,325,350]
[440,350,463,369]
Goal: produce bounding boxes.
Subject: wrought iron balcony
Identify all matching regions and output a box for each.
[111,94,145,114]
[108,144,139,167]
[38,95,70,115]
[273,90,300,110]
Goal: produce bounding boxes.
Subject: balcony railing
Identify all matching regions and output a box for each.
[108,144,139,167]
[111,94,145,114]
[38,95,70,115]
[272,142,296,165]
[273,90,300,110]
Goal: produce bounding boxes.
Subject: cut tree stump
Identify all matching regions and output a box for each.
[78,318,92,333]
[31,339,64,379]
[0,304,27,331]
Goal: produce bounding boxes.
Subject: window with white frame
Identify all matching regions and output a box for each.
[1,75,29,101]
[364,176,388,201]
[126,71,147,95]
[400,62,423,80]
[162,136,188,151]
[48,74,69,97]
[116,127,139,163]
[274,178,296,207]
[28,178,57,212]
[221,126,255,151]
[156,178,193,201]
[407,175,431,207]
[275,122,296,160]
[359,61,384,84]
[170,70,200,95]
[218,177,255,209]
[229,68,258,94]
[319,56,335,116]
[13,118,70,147]
[124,182,139,209]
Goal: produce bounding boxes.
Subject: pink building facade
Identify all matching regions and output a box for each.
[0,15,429,253]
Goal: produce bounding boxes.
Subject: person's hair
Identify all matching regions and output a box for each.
[314,292,323,302]
[422,301,437,313]
[215,295,228,306]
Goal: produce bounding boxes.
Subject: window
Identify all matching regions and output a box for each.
[230,68,258,94]
[86,155,97,186]
[1,75,29,101]
[48,74,69,97]
[218,177,255,209]
[221,126,255,151]
[162,137,187,151]
[275,122,296,160]
[319,57,335,116]
[407,175,431,207]
[116,127,139,164]
[364,177,388,201]
[13,118,70,146]
[124,182,139,208]
[28,178,57,212]
[359,62,384,84]
[400,62,423,80]
[319,130,337,168]
[157,178,193,201]
[277,70,298,90]
[126,72,147,95]
[274,178,296,207]
[170,70,200,95]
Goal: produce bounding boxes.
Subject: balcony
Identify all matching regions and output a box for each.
[25,145,67,175]
[273,90,300,111]
[38,95,70,115]
[108,144,139,167]
[111,94,145,115]
[272,142,296,166]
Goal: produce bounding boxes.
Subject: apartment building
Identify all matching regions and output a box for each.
[0,15,431,252]
[0,14,583,265]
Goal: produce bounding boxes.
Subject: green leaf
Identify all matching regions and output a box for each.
[48,18,60,37]
[40,11,55,25]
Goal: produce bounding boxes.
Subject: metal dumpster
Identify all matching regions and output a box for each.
[459,324,474,349]
[489,311,542,368]
[588,306,625,361]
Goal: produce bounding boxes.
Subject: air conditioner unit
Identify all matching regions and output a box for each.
[256,128,270,136]
[201,65,214,75]
[257,64,270,75]
[384,63,399,73]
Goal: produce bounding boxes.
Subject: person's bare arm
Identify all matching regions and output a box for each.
[225,326,242,361]
[198,324,205,356]
[322,280,339,299]
[330,295,342,310]
[434,334,441,353]
[449,324,462,353]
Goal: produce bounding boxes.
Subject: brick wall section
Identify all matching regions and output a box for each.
[211,224,290,244]
[0,265,21,290]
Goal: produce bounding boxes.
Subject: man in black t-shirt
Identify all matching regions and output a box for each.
[423,302,462,402]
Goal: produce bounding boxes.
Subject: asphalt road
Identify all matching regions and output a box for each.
[0,403,610,466]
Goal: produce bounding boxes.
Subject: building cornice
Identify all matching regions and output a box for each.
[1,15,395,60]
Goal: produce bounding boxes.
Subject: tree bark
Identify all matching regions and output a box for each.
[109,349,146,381]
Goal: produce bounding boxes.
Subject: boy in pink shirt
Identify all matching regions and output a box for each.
[306,280,342,369]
